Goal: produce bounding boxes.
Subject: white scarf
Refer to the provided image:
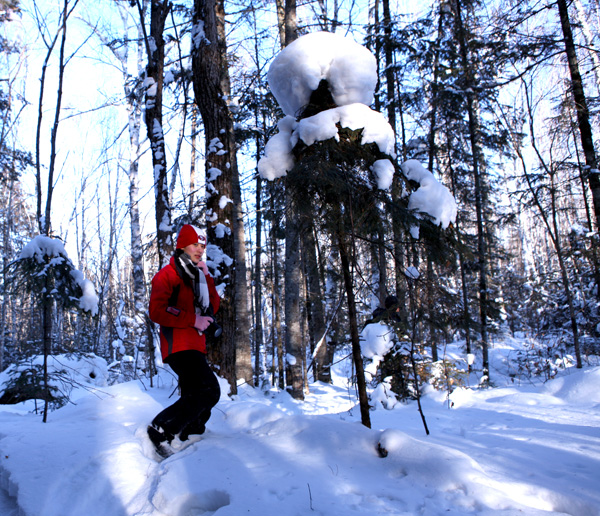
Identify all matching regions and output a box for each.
[175,250,210,313]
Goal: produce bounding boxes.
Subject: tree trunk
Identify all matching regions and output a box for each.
[0,175,15,373]
[254,164,264,386]
[276,0,302,396]
[143,0,172,268]
[557,0,600,233]
[453,0,490,384]
[120,0,154,380]
[189,105,199,214]
[423,8,447,365]
[302,224,329,382]
[284,179,304,399]
[381,0,407,310]
[35,0,79,235]
[192,0,251,392]
[338,232,371,429]
[426,258,439,362]
[270,196,285,389]
[42,270,52,423]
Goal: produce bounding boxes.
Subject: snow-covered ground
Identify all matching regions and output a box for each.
[1,342,599,516]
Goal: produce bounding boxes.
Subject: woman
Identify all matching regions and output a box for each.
[147,224,220,457]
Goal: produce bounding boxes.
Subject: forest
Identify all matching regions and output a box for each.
[0,0,599,419]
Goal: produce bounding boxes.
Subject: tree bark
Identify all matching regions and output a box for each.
[142,0,172,268]
[253,172,264,386]
[35,0,80,235]
[338,233,371,428]
[270,193,285,390]
[0,175,15,373]
[116,0,154,380]
[284,180,304,398]
[277,0,303,396]
[557,0,600,233]
[192,0,251,392]
[302,224,329,382]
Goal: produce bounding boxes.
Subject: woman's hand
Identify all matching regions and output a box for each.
[194,314,213,331]
[197,261,209,275]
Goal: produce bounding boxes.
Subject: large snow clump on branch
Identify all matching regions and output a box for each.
[267,31,377,117]
[401,160,457,229]
[259,32,395,188]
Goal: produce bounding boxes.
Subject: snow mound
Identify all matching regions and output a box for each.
[0,354,108,404]
[268,31,377,117]
[542,367,600,404]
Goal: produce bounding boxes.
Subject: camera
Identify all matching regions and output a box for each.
[204,319,222,338]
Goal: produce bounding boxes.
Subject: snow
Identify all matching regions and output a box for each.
[1,341,600,516]
[259,32,457,233]
[257,116,295,180]
[291,103,396,156]
[401,159,458,229]
[191,21,208,50]
[267,32,377,117]
[258,105,396,183]
[143,77,157,97]
[69,269,100,316]
[405,265,420,280]
[360,322,395,359]
[259,33,396,190]
[371,159,395,190]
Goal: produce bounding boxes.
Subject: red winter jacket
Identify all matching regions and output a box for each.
[149,256,220,361]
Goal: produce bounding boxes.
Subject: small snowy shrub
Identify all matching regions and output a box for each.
[510,337,574,381]
[428,358,468,393]
[0,363,68,410]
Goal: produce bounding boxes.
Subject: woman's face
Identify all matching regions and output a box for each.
[183,242,206,264]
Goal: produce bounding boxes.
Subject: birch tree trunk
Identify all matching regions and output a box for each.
[191,0,252,391]
[0,175,15,373]
[573,0,600,95]
[111,0,154,380]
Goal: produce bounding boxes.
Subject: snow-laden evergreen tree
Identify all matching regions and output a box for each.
[6,236,98,421]
[259,31,457,425]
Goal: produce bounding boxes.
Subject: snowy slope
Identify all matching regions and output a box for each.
[1,352,599,516]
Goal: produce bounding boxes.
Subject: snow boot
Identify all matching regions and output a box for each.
[147,425,174,459]
[179,421,206,442]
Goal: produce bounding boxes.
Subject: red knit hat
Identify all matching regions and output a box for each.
[176,225,207,249]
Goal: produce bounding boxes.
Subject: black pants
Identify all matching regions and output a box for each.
[152,349,220,439]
